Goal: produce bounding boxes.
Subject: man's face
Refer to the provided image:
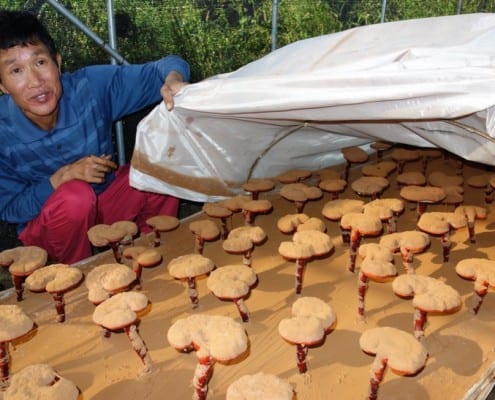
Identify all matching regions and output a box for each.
[0,43,62,130]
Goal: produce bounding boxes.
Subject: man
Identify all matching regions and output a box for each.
[0,10,190,264]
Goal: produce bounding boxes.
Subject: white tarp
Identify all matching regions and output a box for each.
[130,13,495,203]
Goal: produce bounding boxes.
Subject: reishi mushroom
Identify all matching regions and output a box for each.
[455,258,495,314]
[280,183,322,213]
[351,176,389,200]
[321,199,364,246]
[167,314,248,400]
[167,253,215,308]
[87,221,138,263]
[202,202,233,239]
[222,225,266,267]
[242,178,275,200]
[278,296,336,373]
[122,245,163,289]
[85,263,136,305]
[360,326,428,400]
[379,231,430,274]
[341,146,369,181]
[145,214,180,247]
[189,219,221,254]
[25,263,84,322]
[242,199,273,226]
[454,205,487,243]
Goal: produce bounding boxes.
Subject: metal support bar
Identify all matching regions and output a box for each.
[271,0,279,51]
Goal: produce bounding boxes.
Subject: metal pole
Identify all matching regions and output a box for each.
[44,0,129,65]
[380,0,387,23]
[271,0,278,51]
[457,0,463,14]
[106,0,126,166]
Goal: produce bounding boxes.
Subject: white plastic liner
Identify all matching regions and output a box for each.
[130,13,495,203]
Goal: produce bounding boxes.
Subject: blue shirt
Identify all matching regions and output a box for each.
[0,55,190,229]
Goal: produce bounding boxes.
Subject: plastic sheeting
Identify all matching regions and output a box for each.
[130,13,495,203]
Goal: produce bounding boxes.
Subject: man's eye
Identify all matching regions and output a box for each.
[11,68,21,74]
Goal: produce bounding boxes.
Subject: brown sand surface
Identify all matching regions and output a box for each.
[1,154,495,399]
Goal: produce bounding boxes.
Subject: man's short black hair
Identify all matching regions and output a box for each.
[0,10,58,62]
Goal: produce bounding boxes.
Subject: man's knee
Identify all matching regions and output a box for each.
[54,180,97,221]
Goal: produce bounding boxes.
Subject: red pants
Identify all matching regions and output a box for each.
[19,164,178,264]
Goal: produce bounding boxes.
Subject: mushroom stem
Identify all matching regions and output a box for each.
[110,243,123,263]
[0,341,9,390]
[295,259,307,295]
[340,226,351,247]
[485,187,493,204]
[124,324,153,375]
[296,343,309,373]
[133,262,143,290]
[441,230,451,262]
[472,282,489,315]
[187,277,199,308]
[400,248,415,274]
[193,355,214,400]
[357,271,369,318]
[467,221,476,244]
[220,217,229,240]
[152,230,161,247]
[244,211,254,226]
[194,235,205,255]
[53,292,66,323]
[348,229,362,273]
[416,202,427,219]
[233,298,250,322]
[295,201,305,214]
[12,275,25,302]
[242,249,252,267]
[368,356,388,400]
[413,308,427,339]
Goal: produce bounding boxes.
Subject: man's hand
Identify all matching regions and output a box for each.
[50,154,117,189]
[160,70,188,111]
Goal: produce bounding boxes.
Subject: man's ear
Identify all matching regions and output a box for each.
[0,82,7,95]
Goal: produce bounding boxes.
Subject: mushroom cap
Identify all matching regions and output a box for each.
[341,146,369,163]
[441,185,464,205]
[391,147,421,162]
[123,246,162,267]
[363,198,404,221]
[243,199,273,213]
[92,291,149,330]
[340,212,383,236]
[318,178,347,193]
[358,243,394,263]
[146,215,180,232]
[167,314,248,361]
[278,241,314,261]
[277,213,310,234]
[207,264,257,299]
[219,195,252,212]
[0,304,34,342]
[85,263,136,304]
[360,326,428,375]
[417,211,467,235]
[189,219,221,241]
[420,148,442,159]
[454,205,487,222]
[293,230,333,256]
[87,221,137,246]
[370,141,393,151]
[226,372,294,400]
[278,315,326,345]
[392,274,461,312]
[291,296,336,332]
[0,245,47,275]
[167,253,215,279]
[455,258,495,286]
[397,171,426,186]
[321,199,364,221]
[466,174,490,188]
[360,257,398,281]
[399,185,446,203]
[278,169,312,184]
[223,226,267,253]
[242,178,275,194]
[379,231,430,254]
[351,176,389,196]
[4,364,80,400]
[25,263,83,293]
[222,235,254,254]
[427,171,464,188]
[202,202,233,218]
[111,220,138,240]
[361,161,397,178]
[296,217,327,233]
[315,167,341,181]
[280,183,322,203]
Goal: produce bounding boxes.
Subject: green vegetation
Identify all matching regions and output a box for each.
[2,1,494,81]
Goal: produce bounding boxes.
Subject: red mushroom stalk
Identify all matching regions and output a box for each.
[146,215,180,247]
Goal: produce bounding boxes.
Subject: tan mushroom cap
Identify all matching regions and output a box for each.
[420,148,443,159]
[146,215,180,232]
[399,185,445,203]
[315,167,341,181]
[278,241,314,260]
[278,169,312,184]
[0,305,34,342]
[123,246,162,267]
[189,219,221,241]
[242,178,275,194]
[227,226,266,244]
[360,257,397,281]
[442,185,464,205]
[277,213,310,234]
[397,171,426,186]
[92,291,149,330]
[223,235,254,254]
[340,212,383,235]
[207,264,257,299]
[226,372,294,400]
[363,198,405,220]
[111,221,138,240]
[167,314,248,361]
[219,195,251,212]
[359,327,428,375]
[168,253,215,279]
[370,141,393,151]
[358,243,394,263]
[380,231,430,254]
[296,217,326,233]
[454,205,487,222]
[243,199,273,213]
[85,263,136,304]
[4,364,80,400]
[0,246,47,276]
[351,176,389,196]
[280,183,322,202]
[318,178,347,193]
[87,221,137,247]
[321,199,364,221]
[279,230,333,260]
[25,263,83,293]
[427,171,464,187]
[417,211,467,235]
[361,161,397,178]
[391,148,421,162]
[455,258,495,283]
[202,202,233,218]
[467,174,491,188]
[291,296,336,332]
[392,274,461,313]
[341,146,368,163]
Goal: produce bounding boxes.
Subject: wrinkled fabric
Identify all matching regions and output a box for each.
[131,13,495,202]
